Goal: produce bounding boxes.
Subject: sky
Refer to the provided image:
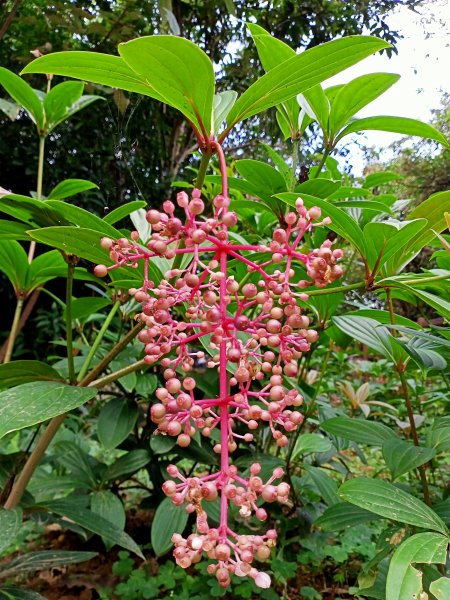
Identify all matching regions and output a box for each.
[327,0,450,174]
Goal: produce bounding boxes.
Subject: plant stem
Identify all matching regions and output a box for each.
[289,138,300,191]
[78,320,145,387]
[89,358,146,389]
[386,288,432,506]
[314,149,330,178]
[397,368,432,506]
[195,148,212,189]
[306,281,365,296]
[27,135,46,264]
[66,260,76,385]
[3,413,66,509]
[3,298,24,364]
[77,300,121,382]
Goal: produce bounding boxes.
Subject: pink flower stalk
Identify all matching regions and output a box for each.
[95,141,342,588]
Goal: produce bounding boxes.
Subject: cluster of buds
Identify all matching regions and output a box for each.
[165,464,284,588]
[95,155,342,588]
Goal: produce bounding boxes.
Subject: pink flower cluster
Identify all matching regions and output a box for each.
[95,176,342,588]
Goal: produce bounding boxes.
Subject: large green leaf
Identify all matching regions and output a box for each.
[47,179,98,200]
[0,220,29,241]
[102,201,147,225]
[0,194,70,227]
[336,115,449,147]
[321,417,397,446]
[303,465,340,506]
[315,502,381,530]
[338,478,448,535]
[224,36,390,133]
[97,398,139,449]
[380,279,450,320]
[0,382,97,439]
[44,200,122,237]
[329,73,400,139]
[389,190,450,272]
[22,52,155,97]
[332,315,403,362]
[151,497,189,556]
[0,508,22,555]
[382,439,436,480]
[291,433,333,459]
[91,490,126,531]
[0,67,44,129]
[102,449,151,483]
[42,499,143,558]
[43,81,84,132]
[0,360,63,390]
[118,36,215,135]
[386,532,448,600]
[0,241,29,293]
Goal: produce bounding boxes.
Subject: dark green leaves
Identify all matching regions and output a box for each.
[338,478,448,535]
[43,499,143,558]
[321,417,397,446]
[382,439,435,480]
[0,508,22,555]
[0,382,97,439]
[97,398,139,449]
[151,498,189,556]
[0,361,62,391]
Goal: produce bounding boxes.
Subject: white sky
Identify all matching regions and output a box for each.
[327,0,450,174]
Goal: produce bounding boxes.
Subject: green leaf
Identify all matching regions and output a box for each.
[321,417,397,446]
[213,90,238,133]
[382,439,436,480]
[91,490,126,531]
[0,67,44,129]
[0,220,29,241]
[97,398,139,449]
[386,532,448,600]
[0,508,22,555]
[338,478,448,535]
[336,115,449,147]
[291,433,332,459]
[0,360,63,390]
[381,280,450,320]
[315,502,381,530]
[103,449,151,483]
[427,422,450,454]
[150,436,176,455]
[151,497,189,556]
[22,52,155,97]
[235,159,287,194]
[332,315,402,362]
[103,201,147,225]
[43,81,84,132]
[304,465,340,506]
[302,84,330,133]
[42,499,143,558]
[430,576,450,599]
[328,73,400,138]
[0,194,70,227]
[44,200,121,237]
[0,550,97,578]
[365,171,403,188]
[225,36,390,132]
[68,297,111,321]
[0,240,29,293]
[118,36,215,134]
[0,382,97,440]
[47,179,98,200]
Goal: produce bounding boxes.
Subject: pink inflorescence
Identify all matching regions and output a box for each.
[95,188,342,588]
